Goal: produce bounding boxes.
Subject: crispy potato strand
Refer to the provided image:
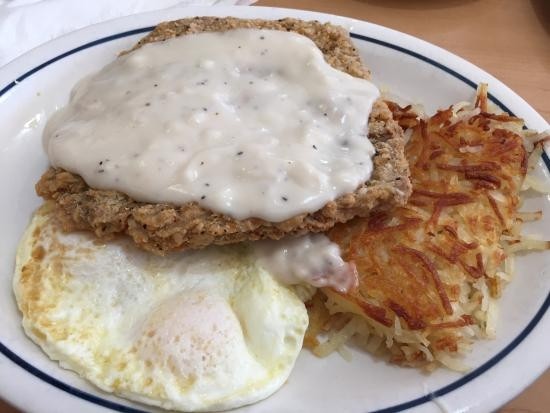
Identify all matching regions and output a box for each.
[315,90,529,368]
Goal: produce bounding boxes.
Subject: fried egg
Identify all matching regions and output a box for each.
[13,203,308,412]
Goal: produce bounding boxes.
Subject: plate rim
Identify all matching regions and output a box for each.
[0,5,548,413]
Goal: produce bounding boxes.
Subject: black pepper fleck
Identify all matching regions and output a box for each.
[249,81,254,85]
[204,183,210,187]
[201,195,206,200]
[312,145,317,150]
[145,102,151,107]
[98,169,105,173]
[323,113,328,117]
[154,83,158,87]
[215,112,219,116]
[200,161,204,166]
[281,196,288,202]
[202,107,208,111]
[260,35,265,40]
[236,151,244,156]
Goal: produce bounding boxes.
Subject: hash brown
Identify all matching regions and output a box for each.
[305,88,536,369]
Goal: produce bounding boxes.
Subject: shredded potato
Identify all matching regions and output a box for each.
[516,211,543,222]
[313,317,363,357]
[522,174,550,193]
[503,238,550,254]
[305,84,550,370]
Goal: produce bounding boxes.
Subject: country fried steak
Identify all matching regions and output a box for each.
[36,17,411,255]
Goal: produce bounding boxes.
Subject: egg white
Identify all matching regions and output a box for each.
[13,203,309,412]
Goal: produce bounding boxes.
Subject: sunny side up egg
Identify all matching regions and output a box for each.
[13,203,309,412]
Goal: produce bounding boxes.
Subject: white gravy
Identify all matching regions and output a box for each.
[45,29,379,222]
[253,234,358,293]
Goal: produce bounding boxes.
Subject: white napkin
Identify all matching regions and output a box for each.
[0,0,256,66]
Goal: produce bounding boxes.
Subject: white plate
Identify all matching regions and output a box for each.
[1,6,549,413]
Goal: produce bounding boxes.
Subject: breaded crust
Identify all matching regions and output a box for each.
[36,17,411,255]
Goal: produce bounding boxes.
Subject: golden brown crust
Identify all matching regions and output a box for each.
[126,17,371,80]
[36,17,411,254]
[320,100,527,368]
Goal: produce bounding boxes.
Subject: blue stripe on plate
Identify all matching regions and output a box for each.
[0,341,149,413]
[0,27,155,97]
[1,26,549,413]
[350,33,550,174]
[349,33,515,115]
